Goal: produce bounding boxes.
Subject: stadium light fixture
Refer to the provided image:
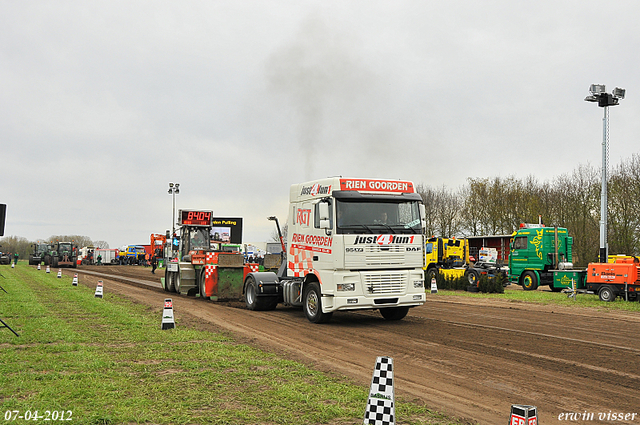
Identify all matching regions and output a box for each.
[585,84,626,263]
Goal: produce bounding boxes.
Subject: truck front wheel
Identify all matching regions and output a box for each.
[426,269,438,286]
[380,306,409,321]
[303,282,332,324]
[598,285,616,302]
[521,271,538,291]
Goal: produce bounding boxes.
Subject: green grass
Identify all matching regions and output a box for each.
[431,284,640,312]
[0,265,460,425]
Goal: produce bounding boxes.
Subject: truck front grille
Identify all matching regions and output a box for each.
[363,272,406,295]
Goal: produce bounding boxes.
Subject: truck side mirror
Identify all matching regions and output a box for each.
[318,202,330,221]
[318,201,331,233]
[419,204,426,229]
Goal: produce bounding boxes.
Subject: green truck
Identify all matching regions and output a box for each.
[508,224,585,291]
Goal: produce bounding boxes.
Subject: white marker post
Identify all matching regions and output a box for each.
[509,405,537,425]
[46,265,50,273]
[37,264,41,271]
[72,274,78,286]
[430,277,438,294]
[57,269,62,278]
[364,356,395,425]
[94,280,104,298]
[161,298,175,330]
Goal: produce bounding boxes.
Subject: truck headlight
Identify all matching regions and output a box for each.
[413,280,424,288]
[337,283,355,291]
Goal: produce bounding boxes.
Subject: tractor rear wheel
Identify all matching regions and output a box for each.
[199,268,208,300]
[165,270,176,292]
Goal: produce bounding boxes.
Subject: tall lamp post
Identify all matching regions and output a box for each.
[585,84,626,263]
[168,182,180,238]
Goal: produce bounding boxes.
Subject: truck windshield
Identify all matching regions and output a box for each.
[336,200,422,234]
[186,227,210,250]
[59,243,72,253]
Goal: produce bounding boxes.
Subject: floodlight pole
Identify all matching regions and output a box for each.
[585,85,625,263]
[600,105,609,264]
[168,183,180,240]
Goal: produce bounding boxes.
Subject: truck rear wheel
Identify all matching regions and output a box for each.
[380,306,409,321]
[521,271,538,291]
[244,275,278,311]
[465,269,480,286]
[598,285,616,302]
[303,282,332,323]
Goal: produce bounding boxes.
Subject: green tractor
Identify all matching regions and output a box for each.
[29,243,50,265]
[49,242,78,268]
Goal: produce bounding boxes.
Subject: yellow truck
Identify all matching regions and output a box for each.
[424,237,469,283]
[425,237,507,290]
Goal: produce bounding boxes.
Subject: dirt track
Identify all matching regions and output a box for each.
[71,266,640,424]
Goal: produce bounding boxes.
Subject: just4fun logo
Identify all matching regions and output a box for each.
[300,183,331,196]
[354,235,415,245]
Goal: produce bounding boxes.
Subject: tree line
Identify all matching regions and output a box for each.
[0,235,109,261]
[417,153,640,267]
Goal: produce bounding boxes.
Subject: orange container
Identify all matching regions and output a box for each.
[587,262,640,286]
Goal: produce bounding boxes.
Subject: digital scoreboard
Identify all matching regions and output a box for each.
[178,210,213,226]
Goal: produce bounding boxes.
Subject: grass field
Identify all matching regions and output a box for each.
[0,264,459,425]
[434,284,640,312]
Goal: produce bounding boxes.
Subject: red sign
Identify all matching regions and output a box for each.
[179,210,212,226]
[296,208,311,226]
[509,414,537,425]
[339,179,415,193]
[164,301,173,308]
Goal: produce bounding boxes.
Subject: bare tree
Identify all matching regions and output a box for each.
[608,154,640,256]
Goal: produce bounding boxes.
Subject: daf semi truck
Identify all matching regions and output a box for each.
[244,177,427,323]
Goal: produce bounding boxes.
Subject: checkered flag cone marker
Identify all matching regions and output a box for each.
[364,356,395,425]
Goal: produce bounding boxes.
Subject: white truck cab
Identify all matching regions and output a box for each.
[244,177,426,323]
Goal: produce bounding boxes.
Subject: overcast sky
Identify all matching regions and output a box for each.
[2,1,639,248]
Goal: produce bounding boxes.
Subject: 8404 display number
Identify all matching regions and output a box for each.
[4,410,73,421]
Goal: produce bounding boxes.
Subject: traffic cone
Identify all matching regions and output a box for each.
[57,269,62,278]
[430,277,438,294]
[161,298,175,330]
[72,274,78,286]
[94,281,103,298]
[46,265,50,273]
[364,356,395,425]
